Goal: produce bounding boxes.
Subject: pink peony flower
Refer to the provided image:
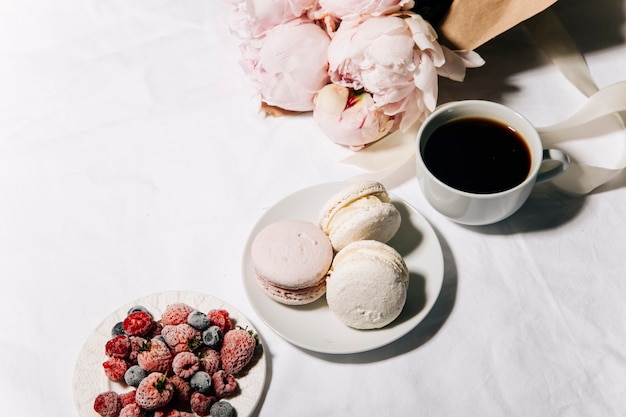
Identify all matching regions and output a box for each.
[313,84,394,150]
[327,13,484,131]
[317,0,415,20]
[243,19,331,111]
[225,0,319,39]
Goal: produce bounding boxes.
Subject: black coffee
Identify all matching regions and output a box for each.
[422,117,531,194]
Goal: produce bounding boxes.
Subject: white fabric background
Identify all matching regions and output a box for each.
[1,0,626,416]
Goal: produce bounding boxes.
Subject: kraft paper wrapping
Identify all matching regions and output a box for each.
[437,0,558,50]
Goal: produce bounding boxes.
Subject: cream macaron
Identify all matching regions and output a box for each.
[326,240,409,329]
[250,219,333,305]
[318,181,401,251]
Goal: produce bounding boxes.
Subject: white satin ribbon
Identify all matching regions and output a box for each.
[342,9,626,195]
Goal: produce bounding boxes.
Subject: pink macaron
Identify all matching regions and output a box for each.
[250,219,333,305]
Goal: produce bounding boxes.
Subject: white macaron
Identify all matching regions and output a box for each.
[326,240,409,329]
[318,181,401,251]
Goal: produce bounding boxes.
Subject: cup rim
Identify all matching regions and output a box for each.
[416,100,542,198]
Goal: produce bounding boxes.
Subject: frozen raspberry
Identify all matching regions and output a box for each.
[147,321,164,338]
[189,371,212,395]
[119,403,143,417]
[102,357,128,381]
[168,375,192,408]
[210,400,236,417]
[135,372,174,411]
[161,303,195,326]
[154,410,195,417]
[124,364,147,387]
[220,328,257,375]
[93,391,122,417]
[197,347,220,375]
[137,338,172,373]
[161,324,202,354]
[201,325,222,350]
[119,390,137,407]
[172,351,200,379]
[207,309,232,334]
[123,311,155,337]
[211,370,238,398]
[190,392,216,416]
[105,334,131,358]
[187,310,210,331]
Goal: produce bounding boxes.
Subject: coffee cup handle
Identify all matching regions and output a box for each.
[537,149,570,183]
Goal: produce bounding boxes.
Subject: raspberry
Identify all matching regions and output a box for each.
[135,372,174,410]
[161,324,202,354]
[190,392,216,416]
[119,390,137,407]
[161,303,195,326]
[210,400,236,417]
[105,334,131,358]
[168,375,192,408]
[197,347,220,375]
[123,311,155,337]
[119,403,142,417]
[137,338,172,373]
[102,357,128,381]
[220,328,257,375]
[211,370,238,398]
[93,391,122,417]
[172,351,200,379]
[207,309,232,334]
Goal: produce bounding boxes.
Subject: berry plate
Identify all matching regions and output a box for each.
[242,182,445,354]
[73,291,267,417]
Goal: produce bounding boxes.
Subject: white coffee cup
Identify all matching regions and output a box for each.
[416,100,570,225]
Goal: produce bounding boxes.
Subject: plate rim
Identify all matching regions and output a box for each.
[242,181,445,354]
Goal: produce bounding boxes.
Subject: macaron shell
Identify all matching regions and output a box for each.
[254,272,327,306]
[326,240,409,330]
[318,180,389,230]
[250,219,333,290]
[325,198,401,251]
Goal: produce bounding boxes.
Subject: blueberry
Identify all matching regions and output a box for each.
[210,401,236,417]
[124,365,147,387]
[190,371,212,394]
[111,321,125,336]
[188,310,210,330]
[202,325,223,349]
[127,305,152,318]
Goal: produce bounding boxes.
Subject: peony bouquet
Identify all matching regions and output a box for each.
[223,0,485,150]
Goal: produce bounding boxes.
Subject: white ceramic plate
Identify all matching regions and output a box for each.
[242,182,445,354]
[73,291,266,417]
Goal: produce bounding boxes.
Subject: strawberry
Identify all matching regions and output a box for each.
[219,328,256,375]
[137,338,172,373]
[161,303,195,326]
[161,324,202,354]
[135,372,174,410]
[197,347,220,375]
